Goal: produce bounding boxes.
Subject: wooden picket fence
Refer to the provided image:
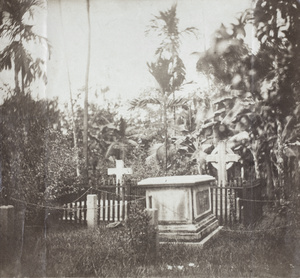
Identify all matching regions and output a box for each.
[210,179,263,226]
[60,179,146,226]
[60,178,262,227]
[60,191,87,225]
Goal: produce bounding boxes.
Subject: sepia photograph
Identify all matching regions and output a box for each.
[0,0,299,277]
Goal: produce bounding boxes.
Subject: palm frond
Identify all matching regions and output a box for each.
[148,143,164,156]
[147,57,172,90]
[167,97,188,108]
[180,27,199,38]
[129,97,162,110]
[105,142,128,158]
[105,142,118,159]
[127,139,138,147]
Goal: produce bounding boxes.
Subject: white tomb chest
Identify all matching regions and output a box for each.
[138,175,219,242]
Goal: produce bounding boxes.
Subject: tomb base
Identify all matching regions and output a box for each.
[158,212,219,242]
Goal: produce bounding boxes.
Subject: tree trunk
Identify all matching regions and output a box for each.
[173,91,176,136]
[70,95,80,177]
[163,93,168,174]
[275,117,285,200]
[250,140,261,180]
[14,61,20,93]
[83,0,91,183]
[21,66,25,94]
[59,0,80,177]
[295,147,300,193]
[265,147,274,199]
[121,137,125,162]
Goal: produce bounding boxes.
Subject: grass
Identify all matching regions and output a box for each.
[1,222,299,277]
[1,205,300,277]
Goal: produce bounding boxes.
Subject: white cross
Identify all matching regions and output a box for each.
[108,160,132,193]
[206,141,240,187]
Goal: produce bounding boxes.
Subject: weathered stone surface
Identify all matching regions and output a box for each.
[138,175,220,242]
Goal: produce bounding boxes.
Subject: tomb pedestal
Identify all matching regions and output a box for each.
[138,175,220,242]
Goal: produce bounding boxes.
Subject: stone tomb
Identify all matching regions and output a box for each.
[138,175,220,242]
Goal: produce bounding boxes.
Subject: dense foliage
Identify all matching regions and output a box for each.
[0,91,83,222]
[196,0,300,200]
[130,5,197,174]
[0,0,299,227]
[0,92,57,198]
[0,0,48,94]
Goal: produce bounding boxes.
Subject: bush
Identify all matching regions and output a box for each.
[124,201,158,264]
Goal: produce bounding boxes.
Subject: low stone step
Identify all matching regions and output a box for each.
[158,213,220,242]
[169,226,223,247]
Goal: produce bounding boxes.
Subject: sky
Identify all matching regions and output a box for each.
[0,0,253,106]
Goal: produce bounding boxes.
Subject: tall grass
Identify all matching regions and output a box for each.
[1,204,299,277]
[46,202,157,277]
[2,224,296,277]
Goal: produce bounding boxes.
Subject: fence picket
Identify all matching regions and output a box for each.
[121,185,125,220]
[79,201,82,224]
[224,188,228,225]
[117,192,120,221]
[83,198,87,224]
[210,187,213,214]
[215,187,218,219]
[107,192,111,222]
[209,180,262,227]
[70,202,73,223]
[229,188,233,226]
[103,192,107,222]
[74,202,78,223]
[97,197,100,224]
[60,179,146,226]
[112,193,116,221]
[220,187,223,225]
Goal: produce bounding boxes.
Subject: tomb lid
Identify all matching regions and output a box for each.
[138,175,215,187]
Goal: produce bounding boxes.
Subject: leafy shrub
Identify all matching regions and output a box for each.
[123,201,158,264]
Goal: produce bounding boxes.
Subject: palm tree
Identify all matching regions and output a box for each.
[146,4,197,59]
[129,79,188,172]
[142,6,196,173]
[0,0,48,94]
[104,117,139,162]
[146,4,197,129]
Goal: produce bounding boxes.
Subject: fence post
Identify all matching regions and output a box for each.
[126,180,132,201]
[145,208,159,261]
[220,187,223,225]
[0,205,14,242]
[125,180,132,222]
[210,187,214,214]
[224,188,228,226]
[0,205,14,264]
[122,183,126,221]
[236,197,240,222]
[87,194,97,228]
